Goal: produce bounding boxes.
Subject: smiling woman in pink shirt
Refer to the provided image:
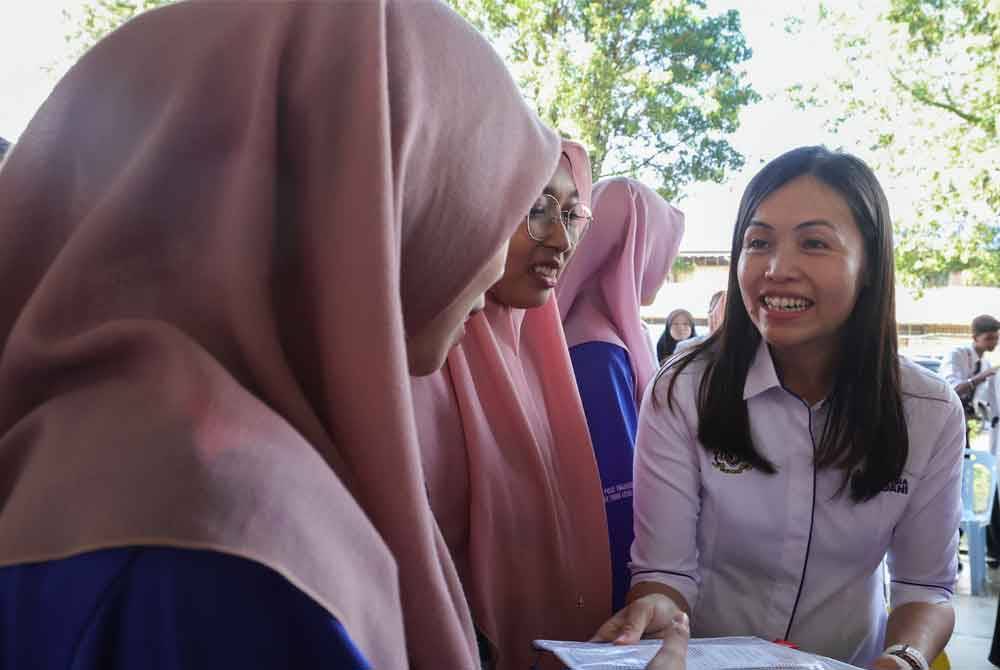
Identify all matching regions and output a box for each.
[593,146,964,670]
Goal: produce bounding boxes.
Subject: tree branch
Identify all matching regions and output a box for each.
[889,71,985,127]
[598,143,676,179]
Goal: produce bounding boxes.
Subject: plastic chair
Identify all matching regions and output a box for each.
[931,651,951,669]
[961,448,998,596]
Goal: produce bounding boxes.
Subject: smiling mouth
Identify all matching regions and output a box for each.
[531,263,559,278]
[761,295,814,312]
[530,263,562,285]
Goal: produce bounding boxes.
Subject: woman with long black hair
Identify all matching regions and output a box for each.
[593,146,964,670]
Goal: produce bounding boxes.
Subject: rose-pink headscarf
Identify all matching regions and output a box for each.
[557,177,685,401]
[410,140,609,670]
[0,2,560,668]
[561,139,593,213]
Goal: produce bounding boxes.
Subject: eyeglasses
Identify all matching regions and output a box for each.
[525,194,592,247]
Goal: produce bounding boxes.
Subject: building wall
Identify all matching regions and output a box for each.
[642,261,1000,359]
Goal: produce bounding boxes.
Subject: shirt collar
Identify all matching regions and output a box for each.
[743,339,829,409]
[743,339,782,400]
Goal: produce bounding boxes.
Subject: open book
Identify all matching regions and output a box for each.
[532,636,864,670]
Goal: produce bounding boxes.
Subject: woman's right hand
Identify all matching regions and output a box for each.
[591,594,689,669]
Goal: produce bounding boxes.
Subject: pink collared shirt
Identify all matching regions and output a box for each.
[631,341,964,666]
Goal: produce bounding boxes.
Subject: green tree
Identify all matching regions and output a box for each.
[450,0,759,199]
[68,0,758,201]
[789,0,999,287]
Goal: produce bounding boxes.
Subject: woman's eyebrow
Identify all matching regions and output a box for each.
[748,219,838,232]
[795,220,837,232]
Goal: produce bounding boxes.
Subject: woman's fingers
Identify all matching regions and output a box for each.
[613,602,654,645]
[590,596,666,645]
[590,608,631,642]
[647,612,689,670]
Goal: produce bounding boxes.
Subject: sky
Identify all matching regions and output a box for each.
[1,2,78,141]
[0,0,923,254]
[679,0,864,251]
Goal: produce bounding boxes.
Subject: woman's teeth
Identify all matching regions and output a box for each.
[532,264,558,279]
[762,296,812,311]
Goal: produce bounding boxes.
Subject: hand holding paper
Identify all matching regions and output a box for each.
[535,636,865,670]
[592,593,684,644]
[648,611,689,670]
[590,594,689,669]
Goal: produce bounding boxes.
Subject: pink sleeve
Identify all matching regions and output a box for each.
[630,371,703,612]
[888,394,964,607]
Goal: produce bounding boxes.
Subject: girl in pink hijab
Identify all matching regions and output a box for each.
[0,2,561,669]
[411,140,615,670]
[556,177,685,610]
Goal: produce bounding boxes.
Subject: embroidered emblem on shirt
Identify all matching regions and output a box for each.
[882,477,909,495]
[603,482,633,503]
[711,448,752,474]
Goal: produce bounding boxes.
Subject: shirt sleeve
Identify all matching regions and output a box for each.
[940,347,969,389]
[629,369,702,612]
[984,374,1000,423]
[887,394,965,608]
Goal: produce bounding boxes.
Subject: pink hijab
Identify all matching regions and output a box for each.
[0,2,560,668]
[557,177,685,401]
[411,140,610,670]
[561,139,593,212]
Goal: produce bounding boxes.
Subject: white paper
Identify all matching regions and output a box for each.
[532,636,864,670]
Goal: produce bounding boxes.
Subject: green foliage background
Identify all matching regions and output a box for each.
[450,0,759,200]
[789,0,999,288]
[64,0,999,288]
[65,0,759,202]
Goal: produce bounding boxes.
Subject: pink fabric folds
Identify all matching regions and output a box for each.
[0,2,561,668]
[561,139,593,210]
[557,177,685,401]
[411,297,611,670]
[411,139,609,670]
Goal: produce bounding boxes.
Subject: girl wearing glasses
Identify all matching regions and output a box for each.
[0,2,564,669]
[556,177,685,612]
[411,141,617,670]
[593,147,963,670]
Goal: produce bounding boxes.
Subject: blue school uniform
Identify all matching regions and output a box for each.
[569,340,639,611]
[0,547,370,669]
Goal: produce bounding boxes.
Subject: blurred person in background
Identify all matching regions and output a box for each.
[675,290,727,355]
[941,314,998,432]
[656,308,696,363]
[942,314,1000,568]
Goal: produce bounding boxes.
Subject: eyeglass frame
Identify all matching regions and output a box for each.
[524,193,593,247]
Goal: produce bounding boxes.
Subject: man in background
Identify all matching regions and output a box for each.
[942,314,999,567]
[943,314,999,431]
